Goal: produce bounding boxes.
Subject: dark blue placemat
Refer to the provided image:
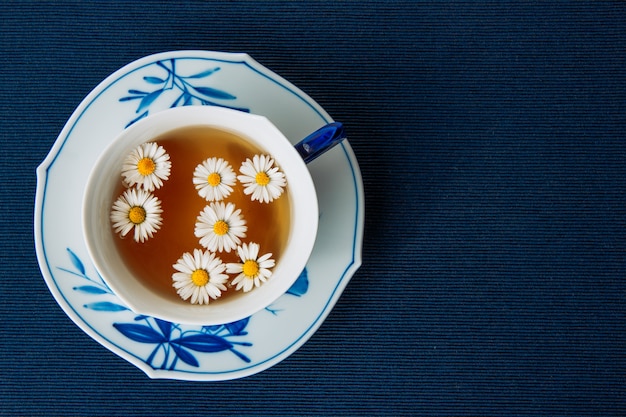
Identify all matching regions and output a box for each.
[1,1,624,416]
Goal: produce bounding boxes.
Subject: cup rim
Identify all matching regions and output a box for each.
[82,106,319,325]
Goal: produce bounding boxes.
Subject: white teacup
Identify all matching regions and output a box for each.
[83,106,319,325]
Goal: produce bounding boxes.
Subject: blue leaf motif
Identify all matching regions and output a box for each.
[286,268,309,297]
[193,86,236,100]
[84,302,128,312]
[66,248,85,275]
[223,317,250,336]
[113,323,167,344]
[73,285,108,295]
[171,333,233,353]
[156,59,171,71]
[171,93,185,108]
[155,319,173,340]
[202,324,222,333]
[144,76,165,84]
[120,59,249,124]
[137,89,163,113]
[185,68,220,79]
[119,95,143,102]
[170,344,199,367]
[125,110,149,128]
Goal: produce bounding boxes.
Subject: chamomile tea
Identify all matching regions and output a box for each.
[110,125,291,304]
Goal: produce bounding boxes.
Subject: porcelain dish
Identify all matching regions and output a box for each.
[34,50,364,380]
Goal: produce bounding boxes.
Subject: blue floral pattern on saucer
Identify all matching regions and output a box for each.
[119,58,249,127]
[35,51,363,381]
[61,247,308,370]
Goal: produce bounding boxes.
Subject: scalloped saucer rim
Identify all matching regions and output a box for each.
[34,50,364,380]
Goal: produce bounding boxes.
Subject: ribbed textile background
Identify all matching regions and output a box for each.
[1,1,624,415]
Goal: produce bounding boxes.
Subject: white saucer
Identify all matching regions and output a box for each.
[34,51,364,381]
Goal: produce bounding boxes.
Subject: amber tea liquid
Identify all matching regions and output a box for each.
[112,125,291,302]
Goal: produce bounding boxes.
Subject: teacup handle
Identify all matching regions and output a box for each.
[294,122,346,163]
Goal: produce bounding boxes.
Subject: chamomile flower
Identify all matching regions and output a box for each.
[194,202,247,253]
[227,242,275,292]
[172,249,229,305]
[193,157,236,201]
[237,154,286,203]
[121,142,171,191]
[110,188,163,243]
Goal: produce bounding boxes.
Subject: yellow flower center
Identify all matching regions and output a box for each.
[242,260,259,278]
[207,172,221,186]
[191,269,209,286]
[255,171,270,186]
[128,206,146,225]
[213,220,229,236]
[137,157,156,176]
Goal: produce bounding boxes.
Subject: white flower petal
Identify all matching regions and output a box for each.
[121,142,171,191]
[237,154,286,203]
[194,202,247,253]
[110,188,162,243]
[193,157,236,201]
[171,249,228,305]
[227,242,275,292]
